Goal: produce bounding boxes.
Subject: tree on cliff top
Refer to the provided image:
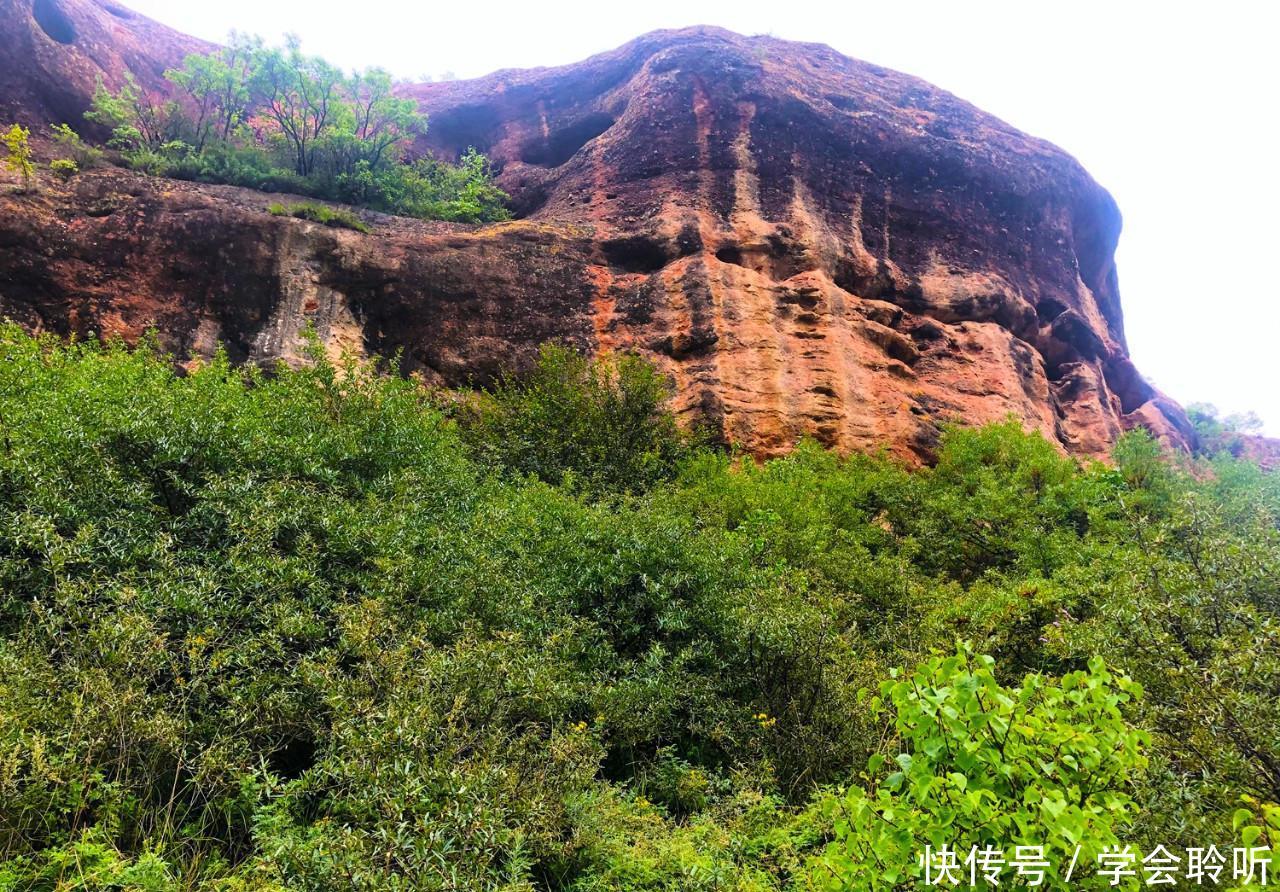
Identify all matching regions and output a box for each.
[250,34,347,176]
[84,34,503,222]
[164,33,257,152]
[85,72,176,152]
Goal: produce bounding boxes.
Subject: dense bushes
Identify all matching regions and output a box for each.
[82,36,509,224]
[1,324,1278,888]
[457,344,695,496]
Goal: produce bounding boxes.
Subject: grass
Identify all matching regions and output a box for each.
[267,201,371,233]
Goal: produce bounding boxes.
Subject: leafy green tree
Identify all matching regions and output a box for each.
[347,69,422,164]
[85,73,177,151]
[250,35,345,176]
[808,646,1148,890]
[1049,453,1280,843]
[2,123,35,191]
[322,68,425,205]
[165,36,256,151]
[1188,400,1268,463]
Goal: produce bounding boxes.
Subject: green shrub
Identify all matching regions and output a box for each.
[50,123,104,168]
[806,647,1147,890]
[49,158,78,181]
[387,149,512,224]
[457,343,692,496]
[2,123,35,191]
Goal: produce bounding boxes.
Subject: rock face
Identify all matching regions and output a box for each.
[1217,435,1280,472]
[0,0,209,139]
[0,0,1197,461]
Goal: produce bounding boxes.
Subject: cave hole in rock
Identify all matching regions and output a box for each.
[428,103,500,156]
[602,235,671,274]
[1035,297,1068,323]
[521,112,616,167]
[103,3,135,18]
[1102,361,1156,415]
[507,181,549,219]
[33,0,77,44]
[715,245,747,267]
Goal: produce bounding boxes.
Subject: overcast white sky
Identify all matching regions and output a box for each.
[122,0,1280,433]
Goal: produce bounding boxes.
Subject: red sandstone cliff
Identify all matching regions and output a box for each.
[0,0,1198,461]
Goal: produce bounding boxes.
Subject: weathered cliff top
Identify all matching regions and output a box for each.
[0,0,1198,461]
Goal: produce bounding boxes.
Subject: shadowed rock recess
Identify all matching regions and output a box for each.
[0,0,1197,461]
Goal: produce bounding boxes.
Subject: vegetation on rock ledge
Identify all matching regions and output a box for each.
[2,124,36,192]
[267,201,370,233]
[0,324,1278,889]
[82,35,510,224]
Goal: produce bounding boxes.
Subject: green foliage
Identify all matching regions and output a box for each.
[1189,402,1266,439]
[49,158,78,181]
[267,201,371,232]
[807,647,1147,890]
[0,326,1277,888]
[83,36,508,223]
[2,123,35,191]
[249,35,350,177]
[323,67,425,198]
[1231,799,1280,891]
[164,35,257,153]
[86,73,177,152]
[1189,400,1268,462]
[386,148,512,223]
[50,123,104,169]
[457,343,692,495]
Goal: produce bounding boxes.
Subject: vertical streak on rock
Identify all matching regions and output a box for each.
[849,194,878,275]
[588,144,618,353]
[788,176,852,450]
[686,76,729,437]
[722,100,790,452]
[882,186,893,262]
[729,103,763,236]
[588,265,617,352]
[253,224,307,362]
[254,224,362,366]
[536,100,550,140]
